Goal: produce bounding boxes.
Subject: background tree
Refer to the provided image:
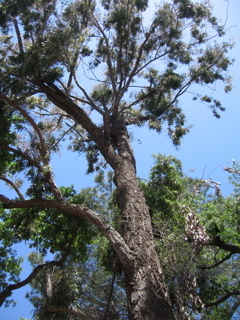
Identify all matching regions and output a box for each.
[0,0,237,319]
[20,156,240,319]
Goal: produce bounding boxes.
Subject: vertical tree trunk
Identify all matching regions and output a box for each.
[111,121,176,320]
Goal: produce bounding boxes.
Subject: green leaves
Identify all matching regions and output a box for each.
[141,154,240,318]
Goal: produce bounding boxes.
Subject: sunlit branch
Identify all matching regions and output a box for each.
[0,176,25,200]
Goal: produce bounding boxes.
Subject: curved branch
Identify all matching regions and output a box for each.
[36,81,120,169]
[198,252,233,270]
[205,290,240,308]
[0,145,42,170]
[0,93,47,159]
[0,93,63,200]
[0,176,25,200]
[0,256,66,307]
[0,144,63,200]
[210,236,240,254]
[0,197,133,269]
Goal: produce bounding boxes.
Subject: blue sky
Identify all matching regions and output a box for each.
[1,0,240,319]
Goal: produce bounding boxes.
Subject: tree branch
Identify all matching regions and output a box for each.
[12,18,24,54]
[0,93,63,200]
[102,259,117,320]
[0,93,47,159]
[0,144,42,170]
[0,197,133,270]
[0,176,25,200]
[0,256,66,307]
[36,81,120,169]
[125,116,151,126]
[198,252,233,270]
[205,290,240,308]
[72,73,104,115]
[210,236,240,254]
[90,15,117,96]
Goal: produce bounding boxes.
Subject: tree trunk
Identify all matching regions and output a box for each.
[111,120,176,320]
[21,85,176,319]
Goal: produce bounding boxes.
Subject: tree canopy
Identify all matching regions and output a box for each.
[0,0,239,319]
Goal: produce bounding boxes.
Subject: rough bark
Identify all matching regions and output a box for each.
[109,119,175,320]
[0,86,176,319]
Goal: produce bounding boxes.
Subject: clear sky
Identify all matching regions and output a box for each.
[1,0,240,319]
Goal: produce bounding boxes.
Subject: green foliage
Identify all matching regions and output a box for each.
[0,100,16,174]
[0,0,237,318]
[26,249,127,320]
[142,155,240,317]
[1,187,97,257]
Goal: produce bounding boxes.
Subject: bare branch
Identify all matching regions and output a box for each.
[198,252,233,270]
[205,290,240,308]
[12,18,24,54]
[0,176,25,200]
[210,236,240,254]
[73,73,104,115]
[0,256,66,307]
